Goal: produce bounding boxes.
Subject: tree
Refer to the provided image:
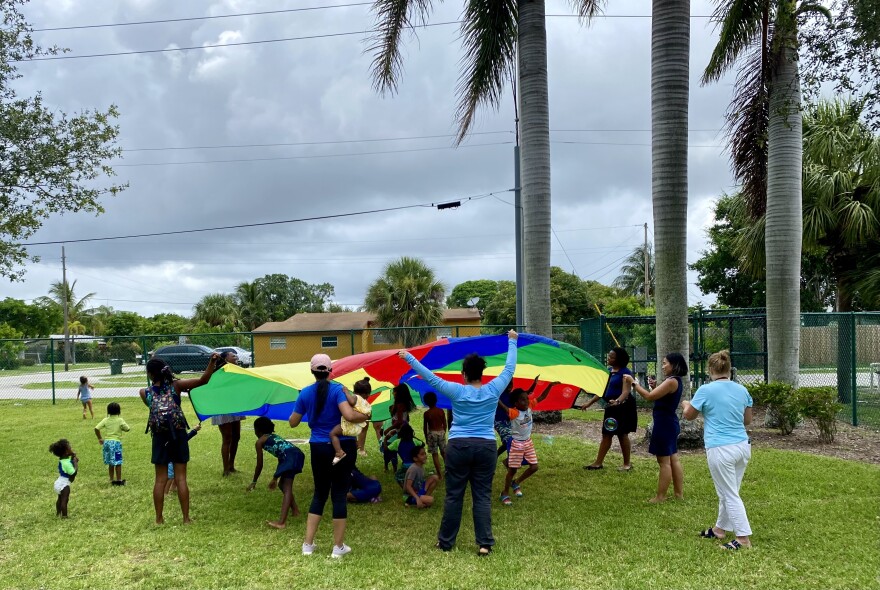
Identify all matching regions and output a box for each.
[447,280,499,315]
[367,0,603,338]
[364,257,444,347]
[234,281,267,331]
[192,294,239,329]
[548,267,594,324]
[46,279,95,324]
[105,311,145,338]
[252,274,335,322]
[1,0,125,280]
[0,297,61,336]
[144,313,189,335]
[652,0,691,369]
[702,0,831,385]
[612,242,655,303]
[482,280,518,328]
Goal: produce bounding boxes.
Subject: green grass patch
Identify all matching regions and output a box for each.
[1,399,878,589]
[21,376,149,390]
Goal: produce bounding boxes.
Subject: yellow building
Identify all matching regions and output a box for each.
[252,309,482,367]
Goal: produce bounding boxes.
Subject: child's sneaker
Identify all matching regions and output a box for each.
[302,543,317,556]
[500,495,512,506]
[331,544,352,558]
[512,483,523,497]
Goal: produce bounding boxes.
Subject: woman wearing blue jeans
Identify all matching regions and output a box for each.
[398,330,518,556]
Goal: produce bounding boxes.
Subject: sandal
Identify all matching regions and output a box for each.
[500,495,513,506]
[700,528,722,539]
[721,540,744,551]
[332,453,346,465]
[512,483,523,497]
[584,465,604,470]
[478,546,492,557]
[618,465,633,472]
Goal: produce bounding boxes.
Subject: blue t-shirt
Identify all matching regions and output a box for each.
[404,338,518,441]
[293,381,351,443]
[690,380,753,449]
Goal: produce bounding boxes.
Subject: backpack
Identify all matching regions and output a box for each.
[146,382,188,435]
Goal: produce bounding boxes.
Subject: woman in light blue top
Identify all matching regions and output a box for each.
[683,349,754,550]
[398,330,518,556]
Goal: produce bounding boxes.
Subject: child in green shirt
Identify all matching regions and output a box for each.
[95,402,131,486]
[49,439,78,518]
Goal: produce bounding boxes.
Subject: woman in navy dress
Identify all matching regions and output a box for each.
[582,347,637,471]
[626,352,687,503]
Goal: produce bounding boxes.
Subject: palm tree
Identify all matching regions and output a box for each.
[367,0,602,337]
[702,0,830,385]
[364,256,445,347]
[48,279,95,324]
[612,242,655,303]
[652,0,691,365]
[234,281,267,331]
[192,294,239,328]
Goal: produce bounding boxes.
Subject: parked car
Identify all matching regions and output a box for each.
[214,346,253,368]
[152,344,215,373]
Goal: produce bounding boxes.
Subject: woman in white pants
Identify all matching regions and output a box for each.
[682,350,753,550]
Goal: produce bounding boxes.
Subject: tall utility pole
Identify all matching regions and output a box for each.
[644,223,650,307]
[62,245,70,371]
[514,140,524,329]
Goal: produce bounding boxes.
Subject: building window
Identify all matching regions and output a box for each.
[321,336,338,348]
[269,337,286,350]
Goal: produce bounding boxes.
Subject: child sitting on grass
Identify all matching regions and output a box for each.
[94,402,131,486]
[389,423,425,489]
[164,423,202,495]
[329,377,372,465]
[49,439,78,518]
[499,379,558,506]
[422,391,447,479]
[247,417,306,529]
[76,376,94,419]
[404,446,439,508]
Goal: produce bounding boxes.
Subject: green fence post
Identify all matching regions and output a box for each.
[250,332,255,367]
[49,337,56,405]
[851,313,858,427]
[350,330,356,356]
[599,314,607,355]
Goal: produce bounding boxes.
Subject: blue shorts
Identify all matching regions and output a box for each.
[404,484,428,505]
[102,440,123,466]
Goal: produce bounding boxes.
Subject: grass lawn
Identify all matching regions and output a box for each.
[21,376,149,390]
[1,399,878,590]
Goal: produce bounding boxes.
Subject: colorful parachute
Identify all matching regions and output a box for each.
[190,333,608,421]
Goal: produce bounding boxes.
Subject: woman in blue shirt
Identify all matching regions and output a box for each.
[682,350,754,550]
[398,330,518,556]
[288,353,368,559]
[582,347,637,471]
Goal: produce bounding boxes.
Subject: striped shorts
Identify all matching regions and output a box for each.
[508,438,538,466]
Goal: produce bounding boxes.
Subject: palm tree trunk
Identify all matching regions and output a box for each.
[651,0,690,365]
[518,0,552,338]
[765,41,802,386]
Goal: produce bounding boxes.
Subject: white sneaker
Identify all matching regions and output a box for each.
[331,544,352,558]
[302,542,317,556]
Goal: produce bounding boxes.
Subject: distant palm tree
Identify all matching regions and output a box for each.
[364,257,445,347]
[368,0,603,337]
[234,281,267,331]
[193,293,239,328]
[612,243,655,303]
[702,0,831,384]
[48,279,95,324]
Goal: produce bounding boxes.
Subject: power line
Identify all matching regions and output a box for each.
[19,189,511,246]
[32,2,375,31]
[552,140,724,148]
[113,141,512,167]
[14,21,460,62]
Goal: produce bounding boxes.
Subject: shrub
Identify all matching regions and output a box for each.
[746,381,800,435]
[796,387,842,444]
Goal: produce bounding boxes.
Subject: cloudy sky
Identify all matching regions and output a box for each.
[6,0,740,318]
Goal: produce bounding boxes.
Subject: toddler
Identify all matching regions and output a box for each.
[248,417,306,529]
[76,376,94,419]
[329,377,372,465]
[94,402,131,485]
[49,439,78,517]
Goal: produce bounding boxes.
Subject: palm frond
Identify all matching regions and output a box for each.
[367,0,434,95]
[571,0,605,22]
[453,0,517,143]
[702,0,768,83]
[732,205,767,278]
[725,42,770,217]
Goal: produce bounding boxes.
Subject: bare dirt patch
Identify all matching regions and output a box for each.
[534,408,880,465]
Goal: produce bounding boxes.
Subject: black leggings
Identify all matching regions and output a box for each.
[309,439,356,519]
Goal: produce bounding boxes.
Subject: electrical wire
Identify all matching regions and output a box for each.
[19,189,512,246]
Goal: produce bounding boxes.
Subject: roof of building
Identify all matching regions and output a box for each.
[254,308,480,333]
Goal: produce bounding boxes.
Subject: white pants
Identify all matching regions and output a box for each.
[706,440,752,536]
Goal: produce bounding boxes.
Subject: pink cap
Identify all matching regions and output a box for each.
[310,353,332,372]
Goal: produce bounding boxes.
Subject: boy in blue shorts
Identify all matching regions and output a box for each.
[404,446,439,508]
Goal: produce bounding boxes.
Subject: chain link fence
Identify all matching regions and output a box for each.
[580,310,880,430]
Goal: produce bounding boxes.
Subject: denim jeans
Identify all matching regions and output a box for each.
[437,437,497,549]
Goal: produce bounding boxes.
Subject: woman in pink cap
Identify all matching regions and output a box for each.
[288,353,368,558]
